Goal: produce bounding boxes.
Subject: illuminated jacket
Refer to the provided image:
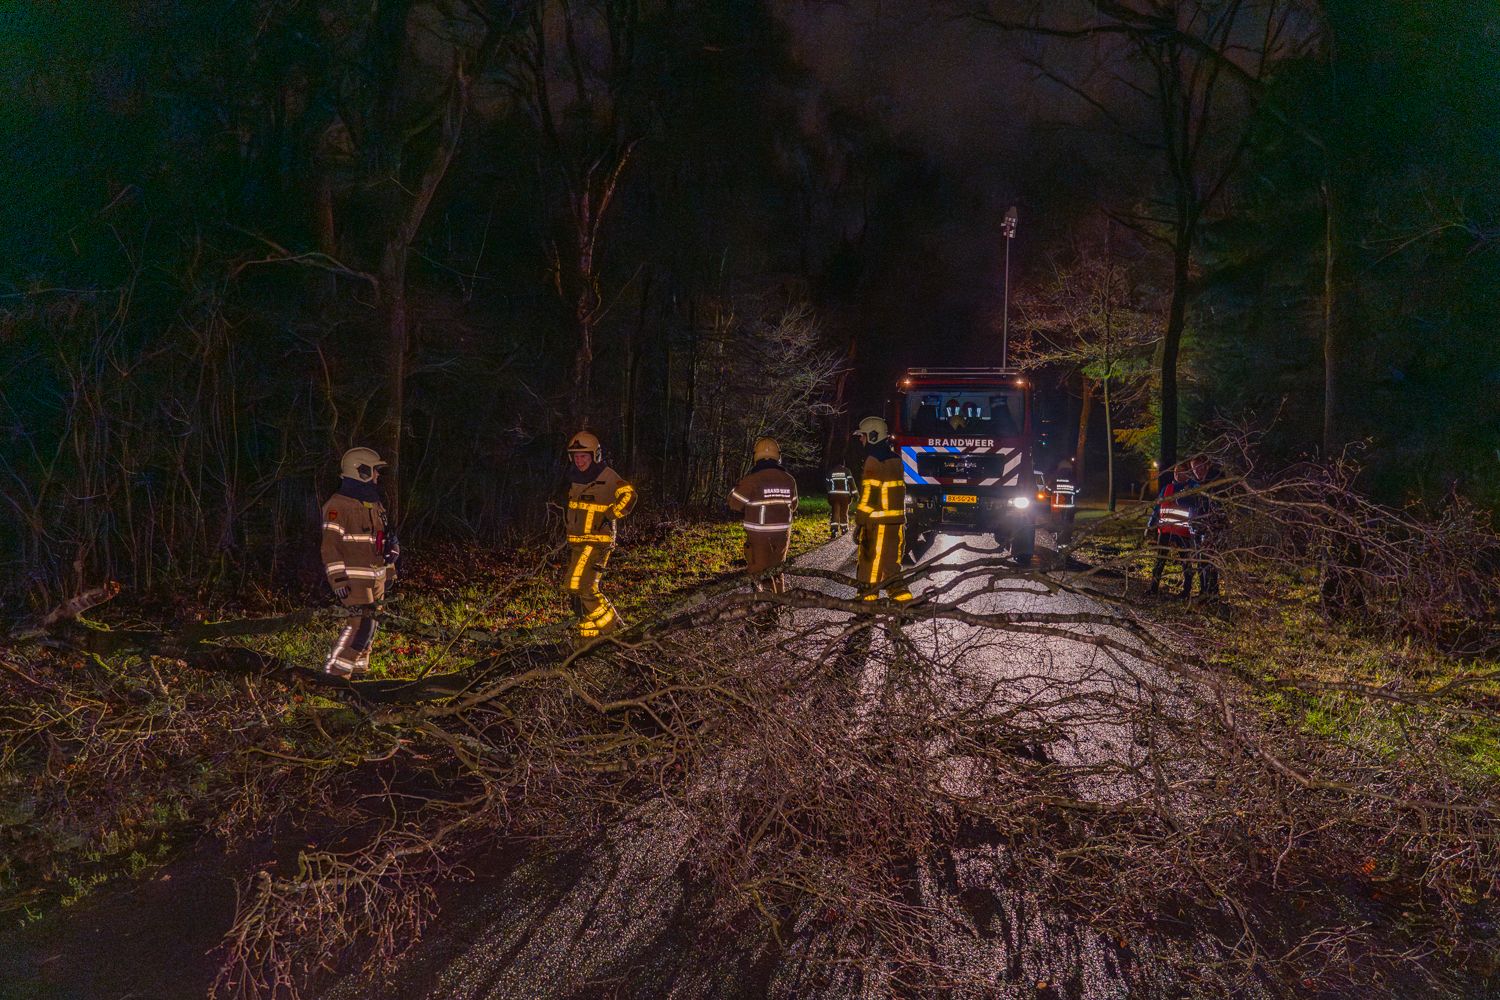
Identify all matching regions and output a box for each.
[321,488,393,605]
[855,444,906,527]
[826,466,856,496]
[729,459,799,532]
[1149,479,1198,538]
[565,463,637,544]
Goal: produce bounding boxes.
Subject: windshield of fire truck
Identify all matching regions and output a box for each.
[903,388,1025,438]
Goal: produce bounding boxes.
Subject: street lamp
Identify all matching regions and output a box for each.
[1002,205,1017,368]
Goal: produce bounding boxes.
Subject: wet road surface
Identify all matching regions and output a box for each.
[327,532,1279,1000]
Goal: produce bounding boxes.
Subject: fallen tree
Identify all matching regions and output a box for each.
[3,459,1497,999]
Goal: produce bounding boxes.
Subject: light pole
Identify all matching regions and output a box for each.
[1002,205,1017,368]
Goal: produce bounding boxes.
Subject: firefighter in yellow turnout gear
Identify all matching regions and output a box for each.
[320,447,399,677]
[562,431,637,643]
[853,416,913,601]
[728,437,799,595]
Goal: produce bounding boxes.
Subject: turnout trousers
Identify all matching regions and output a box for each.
[745,527,792,594]
[326,611,377,677]
[564,542,621,642]
[856,521,912,601]
[829,495,852,535]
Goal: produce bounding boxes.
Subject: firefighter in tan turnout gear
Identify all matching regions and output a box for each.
[729,437,799,596]
[320,447,399,677]
[826,463,855,537]
[563,431,637,644]
[853,416,913,601]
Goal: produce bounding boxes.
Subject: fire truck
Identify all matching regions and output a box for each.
[887,367,1039,565]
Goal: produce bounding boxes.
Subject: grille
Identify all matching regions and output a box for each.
[916,453,1004,480]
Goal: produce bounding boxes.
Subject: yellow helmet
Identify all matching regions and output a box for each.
[340,446,386,482]
[855,416,888,445]
[753,436,781,462]
[566,430,602,462]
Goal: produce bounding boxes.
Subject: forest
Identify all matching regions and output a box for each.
[2,2,1498,999]
[3,0,1496,607]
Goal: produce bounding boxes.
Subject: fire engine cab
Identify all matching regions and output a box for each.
[888,367,1038,565]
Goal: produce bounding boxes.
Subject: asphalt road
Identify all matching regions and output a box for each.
[327,531,1272,1000]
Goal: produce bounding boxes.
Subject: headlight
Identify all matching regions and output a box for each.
[1009,496,1031,509]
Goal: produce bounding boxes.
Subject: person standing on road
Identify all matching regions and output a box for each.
[562,431,637,645]
[853,416,913,602]
[1189,453,1225,598]
[320,447,399,677]
[826,463,856,538]
[729,437,799,601]
[1146,462,1198,597]
[1050,456,1079,550]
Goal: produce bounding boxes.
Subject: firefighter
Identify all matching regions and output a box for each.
[729,437,799,605]
[320,447,399,677]
[853,416,913,601]
[1051,456,1079,550]
[562,430,637,644]
[1146,462,1198,597]
[826,463,856,537]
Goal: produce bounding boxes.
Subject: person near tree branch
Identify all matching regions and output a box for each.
[1146,461,1198,598]
[1189,453,1226,598]
[562,430,636,646]
[320,447,398,677]
[853,416,913,602]
[729,438,799,627]
[826,463,856,538]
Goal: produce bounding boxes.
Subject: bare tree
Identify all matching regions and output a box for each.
[244,1,523,516]
[1018,220,1159,508]
[683,299,842,504]
[506,0,646,428]
[966,0,1306,467]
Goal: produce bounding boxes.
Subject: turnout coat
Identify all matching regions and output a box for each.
[321,492,393,605]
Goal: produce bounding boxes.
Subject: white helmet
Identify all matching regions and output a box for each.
[855,416,889,445]
[340,447,386,482]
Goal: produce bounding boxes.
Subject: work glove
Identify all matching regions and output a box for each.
[334,585,350,600]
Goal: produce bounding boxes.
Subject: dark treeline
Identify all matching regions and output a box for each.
[3,0,1498,609]
[995,0,1500,503]
[0,1,922,605]
[976,0,1500,506]
[1195,0,1500,502]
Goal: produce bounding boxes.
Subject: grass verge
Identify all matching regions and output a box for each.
[0,504,835,923]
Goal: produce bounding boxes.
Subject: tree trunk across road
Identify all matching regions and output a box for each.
[323,533,1256,1000]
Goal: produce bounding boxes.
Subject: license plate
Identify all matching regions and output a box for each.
[944,493,977,504]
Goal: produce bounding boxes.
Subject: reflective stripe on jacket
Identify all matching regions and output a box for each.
[1051,477,1077,509]
[855,454,906,525]
[826,470,856,496]
[566,466,636,544]
[1152,481,1196,538]
[729,463,799,531]
[321,492,391,602]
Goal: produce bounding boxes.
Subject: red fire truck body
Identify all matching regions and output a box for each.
[887,367,1038,563]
